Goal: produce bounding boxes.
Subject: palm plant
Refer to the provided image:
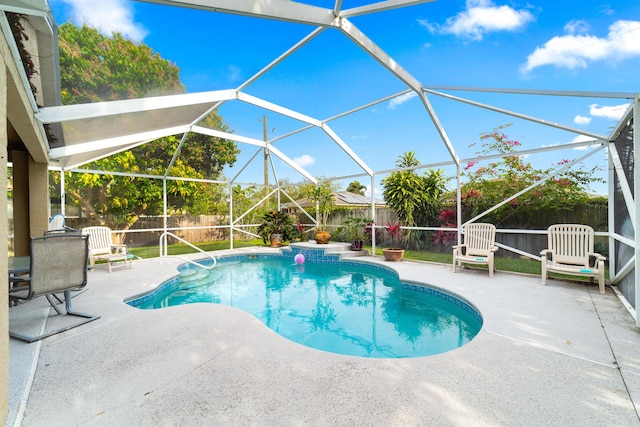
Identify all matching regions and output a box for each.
[257,210,295,246]
[310,184,334,232]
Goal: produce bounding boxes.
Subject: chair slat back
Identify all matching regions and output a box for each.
[547,224,594,266]
[30,234,89,296]
[463,223,496,256]
[82,226,114,256]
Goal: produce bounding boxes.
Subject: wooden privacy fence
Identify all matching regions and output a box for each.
[66,215,228,248]
[60,202,607,258]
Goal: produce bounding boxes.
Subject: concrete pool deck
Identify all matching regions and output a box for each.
[8,245,640,426]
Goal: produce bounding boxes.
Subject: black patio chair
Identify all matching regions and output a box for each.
[9,233,100,343]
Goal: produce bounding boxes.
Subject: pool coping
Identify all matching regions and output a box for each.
[125,249,484,329]
[8,245,640,426]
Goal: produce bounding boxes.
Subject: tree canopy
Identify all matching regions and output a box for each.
[459,124,603,224]
[346,181,366,196]
[58,23,184,103]
[54,23,239,229]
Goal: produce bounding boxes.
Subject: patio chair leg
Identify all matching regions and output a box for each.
[46,294,64,315]
[10,290,100,343]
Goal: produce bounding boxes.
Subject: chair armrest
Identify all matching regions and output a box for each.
[111,243,127,254]
[452,243,467,256]
[9,275,30,284]
[9,276,31,296]
[588,252,606,267]
[9,283,31,294]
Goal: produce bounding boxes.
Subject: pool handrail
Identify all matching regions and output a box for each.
[159,231,217,270]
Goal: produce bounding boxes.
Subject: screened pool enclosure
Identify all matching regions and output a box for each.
[3,1,639,323]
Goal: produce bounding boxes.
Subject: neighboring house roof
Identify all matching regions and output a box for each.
[281,191,385,211]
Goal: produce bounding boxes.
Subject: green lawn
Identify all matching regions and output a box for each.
[127,239,263,259]
[369,246,543,276]
[129,240,603,282]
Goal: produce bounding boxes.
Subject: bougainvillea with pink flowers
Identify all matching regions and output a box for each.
[459,124,603,224]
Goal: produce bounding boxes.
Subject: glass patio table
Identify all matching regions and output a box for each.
[8,256,30,306]
[9,256,30,276]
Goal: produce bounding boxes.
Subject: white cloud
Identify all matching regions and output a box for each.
[388,92,417,109]
[571,135,594,142]
[566,134,600,150]
[226,65,243,84]
[365,184,381,198]
[293,154,315,167]
[599,5,615,16]
[589,103,631,120]
[60,0,147,41]
[421,0,534,41]
[564,20,590,35]
[522,20,640,72]
[574,115,592,125]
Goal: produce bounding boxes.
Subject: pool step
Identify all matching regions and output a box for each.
[283,241,370,259]
[178,267,221,290]
[179,268,210,283]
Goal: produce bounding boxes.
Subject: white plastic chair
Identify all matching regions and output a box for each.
[541,224,606,293]
[48,213,77,233]
[81,226,132,272]
[452,223,498,278]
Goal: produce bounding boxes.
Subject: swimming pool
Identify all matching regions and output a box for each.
[127,253,482,358]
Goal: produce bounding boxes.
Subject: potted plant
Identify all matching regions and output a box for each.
[311,184,334,244]
[337,217,371,251]
[383,221,404,261]
[257,210,295,247]
[292,221,308,242]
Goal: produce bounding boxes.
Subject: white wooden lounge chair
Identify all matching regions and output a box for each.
[81,226,132,272]
[9,233,100,342]
[452,223,498,278]
[541,224,606,293]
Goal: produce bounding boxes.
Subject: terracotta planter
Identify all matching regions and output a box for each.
[351,239,364,251]
[383,248,404,261]
[315,231,331,244]
[269,233,284,247]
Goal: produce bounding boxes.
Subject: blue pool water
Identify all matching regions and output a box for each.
[127,256,482,358]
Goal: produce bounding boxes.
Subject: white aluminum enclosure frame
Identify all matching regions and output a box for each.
[4,1,638,324]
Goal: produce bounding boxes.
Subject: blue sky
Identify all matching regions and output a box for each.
[49,0,640,196]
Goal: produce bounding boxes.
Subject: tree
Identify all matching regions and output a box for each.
[382,152,447,248]
[310,182,335,231]
[346,180,366,196]
[231,184,262,226]
[58,23,183,103]
[459,124,603,224]
[54,23,239,229]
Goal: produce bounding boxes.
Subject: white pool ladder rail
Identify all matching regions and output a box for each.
[159,231,217,270]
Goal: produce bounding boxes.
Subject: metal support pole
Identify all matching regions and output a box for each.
[633,96,640,326]
[456,164,462,245]
[60,169,65,216]
[370,174,376,254]
[162,178,168,257]
[263,115,269,188]
[229,182,234,249]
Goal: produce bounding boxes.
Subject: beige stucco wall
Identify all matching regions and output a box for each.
[1,13,51,424]
[1,42,9,427]
[29,155,49,236]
